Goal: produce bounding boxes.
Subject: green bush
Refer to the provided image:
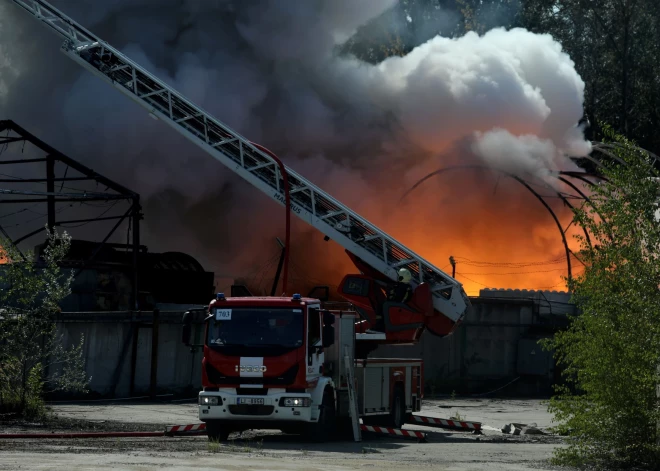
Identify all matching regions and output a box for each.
[0,227,89,418]
[543,127,660,468]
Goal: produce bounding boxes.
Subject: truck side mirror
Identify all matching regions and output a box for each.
[182,311,192,346]
[322,311,335,326]
[322,325,335,348]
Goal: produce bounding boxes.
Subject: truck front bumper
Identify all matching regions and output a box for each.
[198,390,315,423]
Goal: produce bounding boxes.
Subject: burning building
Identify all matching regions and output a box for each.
[0,120,215,312]
[0,1,595,297]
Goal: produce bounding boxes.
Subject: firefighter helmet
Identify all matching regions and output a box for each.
[397,268,412,283]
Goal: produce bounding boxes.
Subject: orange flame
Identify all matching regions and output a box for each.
[281,163,585,297]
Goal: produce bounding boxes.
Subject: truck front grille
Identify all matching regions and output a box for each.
[227,405,274,416]
[205,363,299,386]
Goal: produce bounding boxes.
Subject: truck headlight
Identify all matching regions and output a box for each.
[199,396,220,405]
[280,397,311,407]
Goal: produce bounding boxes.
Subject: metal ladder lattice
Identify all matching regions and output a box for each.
[9,0,470,324]
[344,346,361,442]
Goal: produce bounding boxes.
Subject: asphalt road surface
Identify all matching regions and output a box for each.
[0,398,570,471]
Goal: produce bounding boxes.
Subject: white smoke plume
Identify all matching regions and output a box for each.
[0,0,590,292]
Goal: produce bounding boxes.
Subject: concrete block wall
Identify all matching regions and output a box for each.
[372,292,572,396]
[52,309,204,399]
[50,293,575,399]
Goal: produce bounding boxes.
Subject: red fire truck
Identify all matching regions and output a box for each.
[12,0,473,442]
[181,270,453,442]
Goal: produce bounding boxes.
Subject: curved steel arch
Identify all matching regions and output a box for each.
[398,142,657,290]
[399,164,594,283]
[571,141,659,177]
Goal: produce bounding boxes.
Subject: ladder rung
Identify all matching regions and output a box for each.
[110,64,129,72]
[74,40,98,51]
[393,259,416,268]
[363,235,381,242]
[321,210,345,220]
[246,161,275,172]
[140,88,168,99]
[175,113,203,124]
[289,186,309,195]
[211,137,238,148]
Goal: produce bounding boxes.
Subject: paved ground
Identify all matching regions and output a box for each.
[0,398,569,471]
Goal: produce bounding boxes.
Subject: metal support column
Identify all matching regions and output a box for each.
[131,197,141,311]
[46,155,55,232]
[129,323,139,397]
[150,309,160,399]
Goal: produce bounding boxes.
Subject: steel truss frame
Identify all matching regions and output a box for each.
[0,119,142,309]
[399,165,613,285]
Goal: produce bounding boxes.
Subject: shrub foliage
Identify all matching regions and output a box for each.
[0,227,88,418]
[545,127,660,467]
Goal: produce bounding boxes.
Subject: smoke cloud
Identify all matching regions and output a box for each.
[0,1,591,295]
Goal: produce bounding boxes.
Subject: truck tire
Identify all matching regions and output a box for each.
[307,389,336,442]
[390,387,408,429]
[206,420,231,442]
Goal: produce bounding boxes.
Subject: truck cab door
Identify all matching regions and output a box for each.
[306,306,323,380]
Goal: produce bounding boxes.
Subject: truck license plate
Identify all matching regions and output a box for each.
[237,397,264,405]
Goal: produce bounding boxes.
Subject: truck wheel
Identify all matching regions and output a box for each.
[206,420,230,442]
[390,387,408,429]
[308,389,336,442]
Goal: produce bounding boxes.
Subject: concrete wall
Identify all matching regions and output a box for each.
[51,307,206,399]
[50,290,576,399]
[372,289,576,396]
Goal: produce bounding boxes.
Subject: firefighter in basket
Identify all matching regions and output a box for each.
[387,268,413,304]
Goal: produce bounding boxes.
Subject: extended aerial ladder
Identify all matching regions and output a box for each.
[8,0,471,338]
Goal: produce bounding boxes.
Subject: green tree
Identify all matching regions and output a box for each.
[0,227,89,418]
[341,0,522,63]
[544,127,660,467]
[519,0,660,155]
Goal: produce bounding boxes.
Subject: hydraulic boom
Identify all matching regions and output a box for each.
[8,0,471,333]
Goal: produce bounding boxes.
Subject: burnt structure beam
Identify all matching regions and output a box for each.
[132,197,141,311]
[0,177,93,182]
[56,215,129,225]
[400,165,589,283]
[0,119,143,311]
[0,120,137,197]
[47,154,55,232]
[73,205,134,278]
[13,216,133,245]
[12,227,47,245]
[0,196,132,204]
[150,309,160,399]
[0,137,29,145]
[0,158,48,165]
[0,188,130,199]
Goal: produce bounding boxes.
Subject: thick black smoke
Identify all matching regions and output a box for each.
[0,1,590,291]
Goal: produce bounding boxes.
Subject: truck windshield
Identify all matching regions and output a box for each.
[207,307,303,349]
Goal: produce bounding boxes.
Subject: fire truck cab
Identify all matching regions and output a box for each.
[182,292,423,442]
